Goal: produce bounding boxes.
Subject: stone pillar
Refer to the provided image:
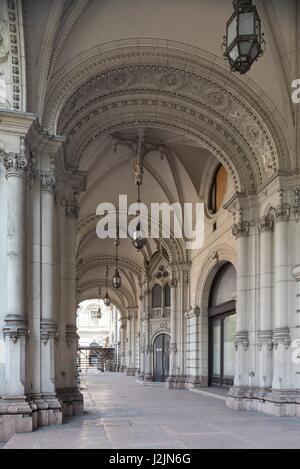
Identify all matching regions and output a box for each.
[167,279,178,387]
[126,306,137,376]
[292,266,300,417]
[39,169,61,426]
[185,307,203,389]
[119,319,127,372]
[0,150,33,441]
[57,194,83,417]
[144,286,153,381]
[126,310,133,375]
[272,201,291,394]
[257,217,274,392]
[227,218,250,406]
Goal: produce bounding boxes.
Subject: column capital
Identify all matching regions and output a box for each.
[234,331,249,351]
[257,330,273,351]
[2,151,29,178]
[274,204,291,224]
[273,328,291,350]
[40,319,58,345]
[293,265,300,281]
[258,216,274,233]
[232,221,250,238]
[3,315,29,343]
[40,171,56,193]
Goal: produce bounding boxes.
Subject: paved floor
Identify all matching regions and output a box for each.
[3,372,300,449]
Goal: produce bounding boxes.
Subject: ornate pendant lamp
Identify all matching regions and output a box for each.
[96,287,102,319]
[132,183,146,252]
[223,0,265,74]
[103,265,111,307]
[112,237,122,290]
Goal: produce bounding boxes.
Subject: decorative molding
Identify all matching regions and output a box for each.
[2,151,29,177]
[40,319,58,345]
[232,220,250,239]
[66,325,79,347]
[273,328,291,350]
[40,171,56,193]
[42,41,291,193]
[234,331,249,351]
[3,315,29,343]
[258,216,274,233]
[7,0,24,110]
[258,330,273,351]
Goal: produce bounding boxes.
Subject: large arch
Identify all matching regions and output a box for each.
[42,40,292,194]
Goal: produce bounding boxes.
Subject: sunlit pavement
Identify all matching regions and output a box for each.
[3,372,300,449]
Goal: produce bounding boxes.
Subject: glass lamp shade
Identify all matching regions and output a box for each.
[224,0,265,74]
[132,229,146,251]
[112,269,122,289]
[104,293,111,307]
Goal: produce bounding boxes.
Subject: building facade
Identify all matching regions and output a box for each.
[0,0,300,442]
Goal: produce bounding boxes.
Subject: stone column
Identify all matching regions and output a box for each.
[39,169,61,426]
[292,266,300,417]
[144,285,153,381]
[0,151,33,440]
[57,194,83,417]
[272,200,291,394]
[257,217,274,392]
[228,218,250,404]
[167,279,177,384]
[119,319,127,372]
[126,309,133,375]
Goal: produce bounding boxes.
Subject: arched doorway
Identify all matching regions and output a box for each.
[209,263,237,387]
[153,333,170,382]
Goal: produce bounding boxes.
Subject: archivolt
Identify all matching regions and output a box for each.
[42,39,291,194]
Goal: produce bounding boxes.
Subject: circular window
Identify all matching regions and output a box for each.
[209,164,228,215]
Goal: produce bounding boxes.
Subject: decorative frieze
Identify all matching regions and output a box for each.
[40,319,58,345]
[3,315,29,343]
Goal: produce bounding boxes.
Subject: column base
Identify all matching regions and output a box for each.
[185,376,209,389]
[29,393,62,427]
[0,397,34,442]
[166,375,187,389]
[56,388,84,418]
[226,386,300,417]
[126,368,137,376]
[144,373,154,382]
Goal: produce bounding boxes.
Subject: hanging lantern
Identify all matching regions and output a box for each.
[132,221,146,251]
[104,266,111,306]
[112,268,122,289]
[132,184,146,251]
[223,0,265,74]
[104,292,111,307]
[97,287,102,319]
[112,240,122,289]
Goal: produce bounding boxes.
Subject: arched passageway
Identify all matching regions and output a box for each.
[0,1,299,444]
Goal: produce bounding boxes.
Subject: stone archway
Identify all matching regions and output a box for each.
[42,39,292,195]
